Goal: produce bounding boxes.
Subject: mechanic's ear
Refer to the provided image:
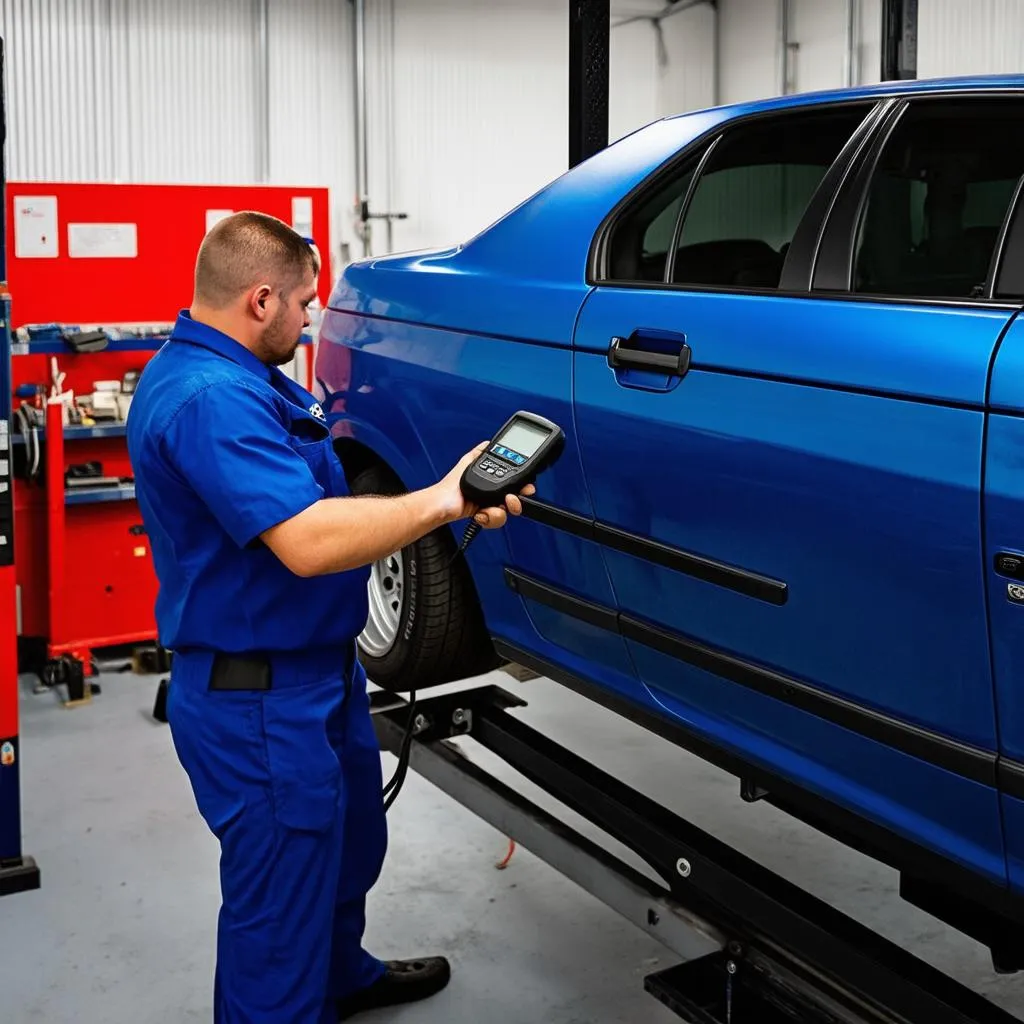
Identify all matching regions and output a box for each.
[252,284,273,321]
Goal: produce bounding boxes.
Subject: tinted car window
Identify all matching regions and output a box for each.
[853,100,1024,300]
[605,161,698,282]
[603,105,869,289]
[671,108,869,289]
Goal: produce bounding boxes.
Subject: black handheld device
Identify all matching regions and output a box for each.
[455,410,565,556]
[386,411,565,812]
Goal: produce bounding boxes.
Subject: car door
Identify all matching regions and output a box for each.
[572,95,1024,885]
[981,192,1024,895]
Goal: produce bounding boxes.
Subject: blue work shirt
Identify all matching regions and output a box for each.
[126,311,371,655]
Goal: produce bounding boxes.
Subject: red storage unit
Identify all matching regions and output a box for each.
[12,339,168,679]
[6,182,332,685]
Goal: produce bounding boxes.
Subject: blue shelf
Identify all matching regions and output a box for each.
[65,484,136,506]
[12,332,313,356]
[12,336,170,355]
[65,422,127,439]
[12,422,127,444]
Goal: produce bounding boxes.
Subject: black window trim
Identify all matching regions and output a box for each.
[811,98,908,293]
[812,92,1024,310]
[990,172,1024,299]
[778,98,896,291]
[589,87,1024,313]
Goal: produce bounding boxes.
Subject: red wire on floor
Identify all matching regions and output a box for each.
[495,837,516,869]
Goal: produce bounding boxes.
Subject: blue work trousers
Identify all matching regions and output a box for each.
[167,646,387,1023]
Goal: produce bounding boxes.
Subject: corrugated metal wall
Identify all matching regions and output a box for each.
[2,0,258,184]
[918,0,1024,77]
[266,0,358,262]
[4,0,1024,263]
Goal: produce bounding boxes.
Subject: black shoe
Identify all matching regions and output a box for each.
[337,957,451,1020]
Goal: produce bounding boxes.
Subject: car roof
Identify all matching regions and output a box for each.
[662,73,1024,123]
[331,74,1024,347]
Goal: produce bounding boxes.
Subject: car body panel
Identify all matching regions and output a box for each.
[983,317,1024,903]
[574,287,1006,749]
[1000,794,1024,895]
[627,641,1007,881]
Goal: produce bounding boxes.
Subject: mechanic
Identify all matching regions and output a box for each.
[126,211,534,1024]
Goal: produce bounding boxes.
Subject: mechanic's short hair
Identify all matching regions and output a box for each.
[194,211,320,308]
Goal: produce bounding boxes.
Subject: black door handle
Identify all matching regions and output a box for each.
[608,335,691,377]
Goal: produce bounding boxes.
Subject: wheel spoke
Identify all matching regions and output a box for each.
[359,549,405,658]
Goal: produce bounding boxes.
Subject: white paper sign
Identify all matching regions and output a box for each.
[68,222,138,259]
[206,208,233,232]
[14,196,58,258]
[292,196,313,237]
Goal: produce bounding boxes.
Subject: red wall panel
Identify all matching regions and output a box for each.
[5,183,332,328]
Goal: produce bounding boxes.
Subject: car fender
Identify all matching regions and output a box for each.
[328,412,435,496]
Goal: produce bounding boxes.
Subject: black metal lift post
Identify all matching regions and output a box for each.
[569,0,609,168]
[371,679,1024,1024]
[881,0,918,81]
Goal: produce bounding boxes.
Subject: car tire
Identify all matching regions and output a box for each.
[348,460,499,691]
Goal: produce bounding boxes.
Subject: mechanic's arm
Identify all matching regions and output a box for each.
[262,444,533,578]
[164,382,532,578]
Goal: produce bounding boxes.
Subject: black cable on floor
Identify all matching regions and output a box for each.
[383,689,417,812]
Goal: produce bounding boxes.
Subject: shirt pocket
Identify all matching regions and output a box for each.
[289,433,350,500]
[259,676,345,834]
[288,434,334,494]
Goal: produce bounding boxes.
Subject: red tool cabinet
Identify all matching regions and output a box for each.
[12,341,164,683]
[5,180,332,692]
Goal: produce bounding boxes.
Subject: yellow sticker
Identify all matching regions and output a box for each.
[134,546,147,557]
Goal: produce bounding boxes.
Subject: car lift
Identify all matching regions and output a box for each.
[370,662,1022,1024]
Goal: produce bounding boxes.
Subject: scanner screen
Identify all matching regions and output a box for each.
[498,420,548,458]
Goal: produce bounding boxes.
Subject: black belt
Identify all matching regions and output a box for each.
[202,644,357,692]
[209,653,272,691]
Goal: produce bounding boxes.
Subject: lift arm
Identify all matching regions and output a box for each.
[371,681,1021,1024]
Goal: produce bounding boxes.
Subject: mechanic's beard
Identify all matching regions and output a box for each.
[260,309,301,366]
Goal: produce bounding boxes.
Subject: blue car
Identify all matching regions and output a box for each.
[316,74,1024,966]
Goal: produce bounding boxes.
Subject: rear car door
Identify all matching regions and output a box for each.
[572,95,1024,887]
[981,196,1024,895]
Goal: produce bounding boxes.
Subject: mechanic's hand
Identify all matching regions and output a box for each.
[435,442,536,527]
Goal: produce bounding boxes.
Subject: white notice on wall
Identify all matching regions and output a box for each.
[14,196,58,258]
[206,209,233,232]
[292,196,313,238]
[68,223,138,259]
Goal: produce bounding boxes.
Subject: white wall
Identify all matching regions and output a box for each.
[718,0,782,104]
[4,0,1024,269]
[718,0,882,103]
[381,0,568,256]
[611,3,715,132]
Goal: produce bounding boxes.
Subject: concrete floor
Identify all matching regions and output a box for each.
[5,664,1024,1024]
